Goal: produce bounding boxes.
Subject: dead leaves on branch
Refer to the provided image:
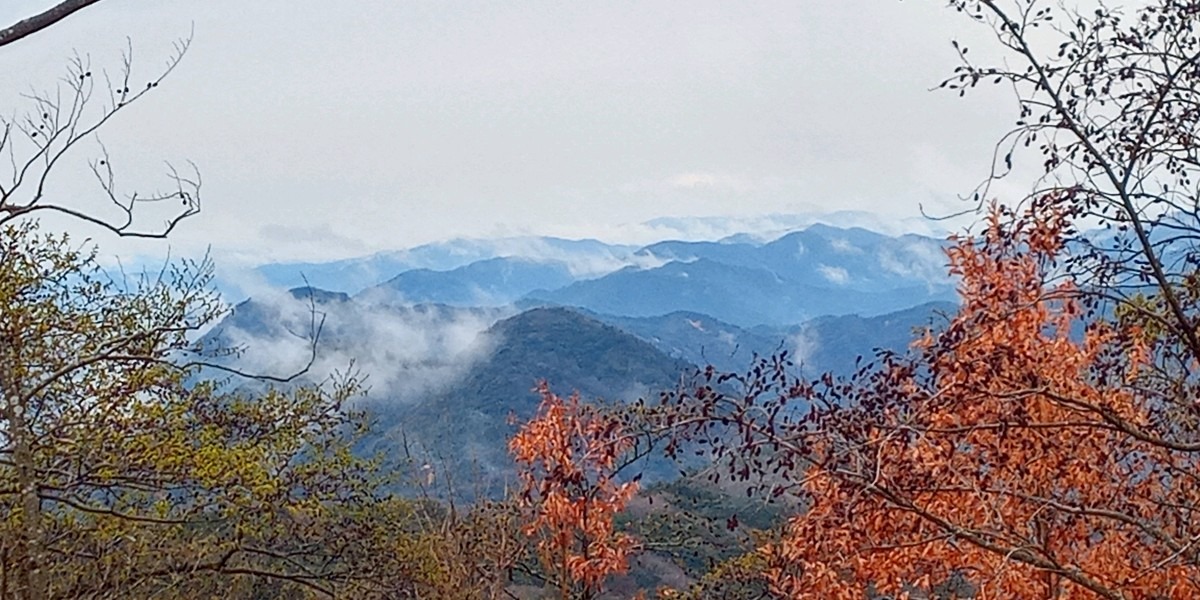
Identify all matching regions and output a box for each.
[510,383,641,598]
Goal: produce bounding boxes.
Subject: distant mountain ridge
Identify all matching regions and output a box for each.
[254,236,639,294]
[252,222,956,328]
[247,217,953,305]
[523,225,954,326]
[639,225,947,292]
[366,257,576,307]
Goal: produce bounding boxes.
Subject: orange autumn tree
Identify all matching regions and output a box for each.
[509,382,640,600]
[652,0,1200,595]
[661,196,1200,599]
[759,198,1199,599]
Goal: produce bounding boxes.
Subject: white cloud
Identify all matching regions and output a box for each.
[789,326,819,367]
[830,238,862,254]
[877,240,952,289]
[791,239,806,257]
[665,172,749,191]
[818,264,850,285]
[212,291,512,403]
[476,237,665,278]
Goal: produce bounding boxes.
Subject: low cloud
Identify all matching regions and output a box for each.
[475,237,666,278]
[877,239,952,289]
[829,238,862,254]
[209,290,512,403]
[590,210,957,247]
[788,326,820,368]
[818,265,850,285]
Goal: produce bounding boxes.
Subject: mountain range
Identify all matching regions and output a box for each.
[303,222,957,327]
[205,219,962,493]
[253,236,640,295]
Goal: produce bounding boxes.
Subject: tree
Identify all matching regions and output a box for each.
[645,1,1200,597]
[0,220,421,599]
[661,198,1200,599]
[940,0,1200,367]
[397,500,528,599]
[509,383,641,600]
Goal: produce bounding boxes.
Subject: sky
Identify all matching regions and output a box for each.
[0,1,1017,266]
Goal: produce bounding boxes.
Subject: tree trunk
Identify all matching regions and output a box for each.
[9,402,44,600]
[1,335,43,600]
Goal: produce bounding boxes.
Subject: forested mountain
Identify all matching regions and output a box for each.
[586,301,957,376]
[525,257,951,326]
[196,222,967,498]
[202,278,956,498]
[363,307,695,493]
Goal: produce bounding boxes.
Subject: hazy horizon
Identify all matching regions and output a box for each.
[1,2,1014,267]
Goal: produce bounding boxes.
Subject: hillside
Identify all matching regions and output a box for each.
[587,301,956,376]
[771,300,958,373]
[580,309,780,374]
[201,287,955,498]
[364,307,695,494]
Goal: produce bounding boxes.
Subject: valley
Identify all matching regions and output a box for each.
[207,220,959,495]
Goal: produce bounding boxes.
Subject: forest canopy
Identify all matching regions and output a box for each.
[6,0,1200,599]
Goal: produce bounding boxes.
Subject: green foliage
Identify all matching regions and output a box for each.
[661,551,773,600]
[614,476,787,594]
[0,221,434,598]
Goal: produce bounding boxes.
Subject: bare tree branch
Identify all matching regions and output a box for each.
[0,25,200,238]
[0,1,105,49]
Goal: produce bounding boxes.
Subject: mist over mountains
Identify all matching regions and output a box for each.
[253,237,642,297]
[246,210,952,295]
[247,218,954,313]
[207,218,960,490]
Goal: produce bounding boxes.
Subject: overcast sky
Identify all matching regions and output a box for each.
[0,1,1016,265]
